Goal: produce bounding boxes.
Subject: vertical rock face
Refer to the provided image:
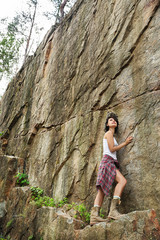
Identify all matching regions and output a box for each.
[0,0,160,219]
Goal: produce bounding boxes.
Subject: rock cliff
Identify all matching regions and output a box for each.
[0,156,159,239]
[0,0,160,239]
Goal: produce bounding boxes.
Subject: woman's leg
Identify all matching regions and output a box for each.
[114,169,127,197]
[94,187,105,207]
[108,169,127,219]
[90,187,107,225]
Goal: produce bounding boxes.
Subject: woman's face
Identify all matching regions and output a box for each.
[107,118,117,128]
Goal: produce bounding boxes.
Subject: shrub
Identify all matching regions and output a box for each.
[29,187,103,224]
[74,203,90,223]
[30,187,68,208]
[30,186,43,199]
[15,172,29,186]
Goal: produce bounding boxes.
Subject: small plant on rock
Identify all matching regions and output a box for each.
[100,208,105,218]
[6,219,13,228]
[15,172,29,186]
[30,186,67,208]
[74,203,90,224]
[66,202,76,210]
[30,186,44,200]
[0,131,4,137]
[29,187,92,224]
[57,197,68,207]
[28,236,34,240]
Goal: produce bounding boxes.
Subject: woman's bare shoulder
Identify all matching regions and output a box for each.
[104,131,112,139]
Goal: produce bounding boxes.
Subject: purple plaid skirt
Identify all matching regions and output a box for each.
[96,154,120,196]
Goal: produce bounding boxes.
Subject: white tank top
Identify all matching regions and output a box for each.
[103,137,118,160]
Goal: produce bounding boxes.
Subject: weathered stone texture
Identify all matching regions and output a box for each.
[76,210,160,240]
[0,155,24,201]
[1,184,159,240]
[0,0,160,230]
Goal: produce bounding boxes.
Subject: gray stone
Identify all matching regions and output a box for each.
[1,185,160,239]
[0,155,24,201]
[0,201,6,218]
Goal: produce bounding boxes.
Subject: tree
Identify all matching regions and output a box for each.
[60,0,69,19]
[0,0,77,82]
[0,0,42,79]
[0,19,23,79]
[22,0,39,62]
[45,0,77,23]
[10,0,40,63]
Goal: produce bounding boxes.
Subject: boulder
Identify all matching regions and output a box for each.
[1,186,160,240]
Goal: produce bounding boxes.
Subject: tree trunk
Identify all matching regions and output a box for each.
[23,1,38,63]
[60,0,68,19]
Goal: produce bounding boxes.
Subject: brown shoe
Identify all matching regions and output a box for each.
[90,206,108,225]
[108,199,125,220]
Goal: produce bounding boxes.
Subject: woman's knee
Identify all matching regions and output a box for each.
[116,170,127,187]
[121,177,127,187]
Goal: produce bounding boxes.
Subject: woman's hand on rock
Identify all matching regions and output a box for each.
[125,136,133,145]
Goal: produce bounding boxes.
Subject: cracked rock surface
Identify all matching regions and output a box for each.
[0,174,159,240]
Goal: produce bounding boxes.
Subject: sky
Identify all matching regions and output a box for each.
[0,0,54,97]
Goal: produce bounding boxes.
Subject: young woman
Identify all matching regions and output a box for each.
[90,112,133,225]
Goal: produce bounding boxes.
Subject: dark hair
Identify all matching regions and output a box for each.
[104,112,119,133]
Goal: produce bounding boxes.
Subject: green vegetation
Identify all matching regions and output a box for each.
[109,219,115,222]
[57,198,68,207]
[30,186,44,198]
[74,203,90,223]
[6,219,13,228]
[0,25,23,76]
[0,0,77,82]
[0,132,3,137]
[100,208,105,218]
[8,184,104,225]
[28,236,34,240]
[30,186,92,223]
[14,172,29,186]
[67,202,105,224]
[30,186,68,208]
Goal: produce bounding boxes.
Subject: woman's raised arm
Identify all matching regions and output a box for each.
[105,131,133,153]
